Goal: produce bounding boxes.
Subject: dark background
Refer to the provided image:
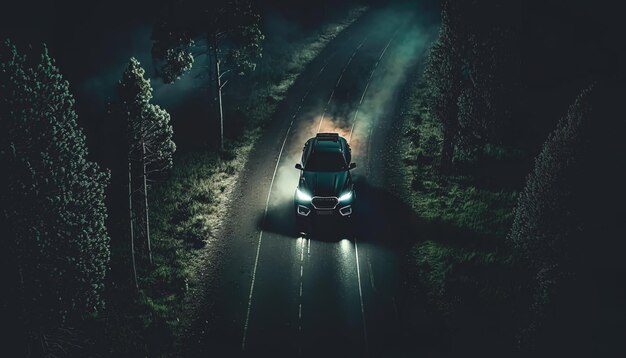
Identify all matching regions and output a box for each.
[2,1,625,356]
[2,0,624,156]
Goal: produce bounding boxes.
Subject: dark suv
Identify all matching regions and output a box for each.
[294,133,356,229]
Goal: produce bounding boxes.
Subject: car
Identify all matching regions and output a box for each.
[294,133,356,232]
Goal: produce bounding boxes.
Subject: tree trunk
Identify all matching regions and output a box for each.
[142,141,153,265]
[128,161,138,289]
[212,38,225,151]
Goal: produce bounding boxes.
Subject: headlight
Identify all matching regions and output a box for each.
[296,188,312,202]
[338,190,353,202]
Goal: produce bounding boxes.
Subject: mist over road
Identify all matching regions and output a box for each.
[182,4,438,356]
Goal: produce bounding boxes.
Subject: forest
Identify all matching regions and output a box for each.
[1,0,624,356]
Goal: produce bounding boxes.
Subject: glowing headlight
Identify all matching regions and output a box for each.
[296,188,312,202]
[338,191,353,202]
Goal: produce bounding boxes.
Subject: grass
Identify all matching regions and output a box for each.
[102,7,370,356]
[397,77,531,353]
[400,82,518,239]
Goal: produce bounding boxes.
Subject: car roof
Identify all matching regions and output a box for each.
[309,133,343,153]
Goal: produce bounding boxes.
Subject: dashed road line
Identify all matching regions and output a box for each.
[354,239,368,354]
[241,38,367,351]
[318,38,367,133]
[348,31,396,143]
[241,53,334,350]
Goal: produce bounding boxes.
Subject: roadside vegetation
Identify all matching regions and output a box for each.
[0,41,111,357]
[101,6,367,356]
[399,75,529,354]
[0,2,367,356]
[401,0,626,355]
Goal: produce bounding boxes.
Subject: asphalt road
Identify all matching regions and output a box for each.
[182,4,438,357]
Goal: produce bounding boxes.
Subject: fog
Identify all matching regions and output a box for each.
[266,4,438,213]
[1,0,438,163]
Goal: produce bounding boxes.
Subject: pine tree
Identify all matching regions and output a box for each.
[118,57,175,267]
[509,84,626,352]
[509,86,593,273]
[424,12,463,173]
[425,0,520,168]
[0,40,110,350]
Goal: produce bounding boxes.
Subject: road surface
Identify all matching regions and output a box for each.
[181,4,438,357]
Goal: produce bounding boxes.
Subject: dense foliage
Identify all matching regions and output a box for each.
[119,58,176,175]
[424,0,520,171]
[0,40,110,352]
[152,0,264,83]
[509,84,626,353]
[118,57,175,268]
[416,1,625,355]
[151,0,264,150]
[423,17,462,173]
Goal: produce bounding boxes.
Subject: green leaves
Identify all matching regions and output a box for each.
[508,85,594,271]
[119,57,153,106]
[162,48,194,84]
[425,0,520,168]
[119,57,176,173]
[0,40,111,331]
[151,0,264,81]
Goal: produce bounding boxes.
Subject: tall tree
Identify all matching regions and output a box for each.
[425,0,520,170]
[509,86,592,274]
[455,0,520,147]
[0,40,110,353]
[424,7,463,173]
[509,84,626,352]
[152,0,264,150]
[119,57,175,267]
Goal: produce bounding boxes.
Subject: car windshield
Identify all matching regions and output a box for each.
[305,151,346,172]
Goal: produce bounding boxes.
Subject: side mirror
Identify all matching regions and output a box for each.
[349,163,357,170]
[295,163,303,170]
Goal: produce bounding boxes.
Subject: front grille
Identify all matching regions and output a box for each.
[312,197,338,209]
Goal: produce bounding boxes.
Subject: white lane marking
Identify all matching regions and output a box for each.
[318,38,367,134]
[242,33,370,351]
[298,237,306,353]
[350,31,395,349]
[336,71,344,87]
[360,78,371,104]
[348,108,360,143]
[241,54,333,350]
[354,239,368,353]
[299,240,306,313]
[367,255,376,292]
[348,32,396,144]
[241,117,294,350]
[367,124,373,172]
[340,32,396,354]
[378,32,394,61]
[327,89,335,105]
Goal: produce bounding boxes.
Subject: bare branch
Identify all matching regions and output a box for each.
[219,68,234,79]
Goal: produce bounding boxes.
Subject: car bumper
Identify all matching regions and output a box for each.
[294,192,354,218]
[296,204,353,217]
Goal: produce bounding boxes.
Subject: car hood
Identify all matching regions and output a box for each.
[300,170,350,197]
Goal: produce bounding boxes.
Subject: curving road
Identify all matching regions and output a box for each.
[182,4,438,357]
